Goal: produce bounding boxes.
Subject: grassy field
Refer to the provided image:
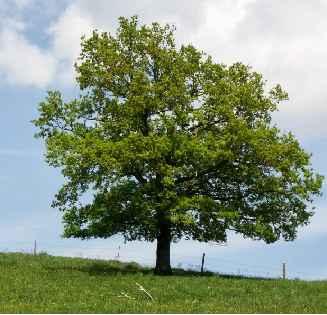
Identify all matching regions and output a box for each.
[0,253,327,313]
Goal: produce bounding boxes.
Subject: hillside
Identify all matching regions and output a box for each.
[0,252,326,313]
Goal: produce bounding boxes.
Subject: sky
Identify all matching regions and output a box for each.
[0,0,327,280]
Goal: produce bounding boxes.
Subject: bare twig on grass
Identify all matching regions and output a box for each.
[117,291,135,300]
[135,282,154,301]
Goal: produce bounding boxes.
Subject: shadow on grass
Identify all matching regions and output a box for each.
[216,273,277,281]
[77,264,276,281]
[27,253,276,280]
[0,252,280,281]
[80,261,154,276]
[43,260,150,276]
[43,259,217,277]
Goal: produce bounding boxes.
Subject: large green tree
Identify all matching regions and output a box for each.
[34,17,323,275]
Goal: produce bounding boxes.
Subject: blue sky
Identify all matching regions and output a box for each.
[1,0,327,280]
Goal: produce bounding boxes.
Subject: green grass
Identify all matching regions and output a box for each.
[0,253,327,313]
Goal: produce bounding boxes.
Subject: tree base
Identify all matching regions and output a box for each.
[154,266,173,275]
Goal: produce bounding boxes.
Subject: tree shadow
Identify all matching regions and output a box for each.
[43,258,276,280]
[43,259,217,277]
[216,273,278,281]
[81,261,154,276]
[1,252,278,281]
[44,260,153,276]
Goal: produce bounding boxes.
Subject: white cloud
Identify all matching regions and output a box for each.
[1,0,327,135]
[191,0,327,138]
[49,4,94,62]
[44,0,327,137]
[298,206,327,238]
[47,4,95,85]
[0,1,57,88]
[46,0,210,85]
[13,0,34,10]
[0,27,57,88]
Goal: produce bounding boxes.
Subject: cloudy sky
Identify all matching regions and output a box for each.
[1,0,326,279]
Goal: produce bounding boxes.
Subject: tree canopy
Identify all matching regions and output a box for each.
[34,16,323,274]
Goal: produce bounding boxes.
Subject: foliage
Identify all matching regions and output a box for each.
[1,253,327,313]
[33,16,323,246]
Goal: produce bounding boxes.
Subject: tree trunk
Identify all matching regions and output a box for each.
[154,222,172,275]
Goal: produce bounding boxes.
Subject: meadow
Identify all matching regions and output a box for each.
[0,252,326,313]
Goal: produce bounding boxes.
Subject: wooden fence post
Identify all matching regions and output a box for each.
[282,262,286,279]
[201,253,205,274]
[34,240,37,256]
